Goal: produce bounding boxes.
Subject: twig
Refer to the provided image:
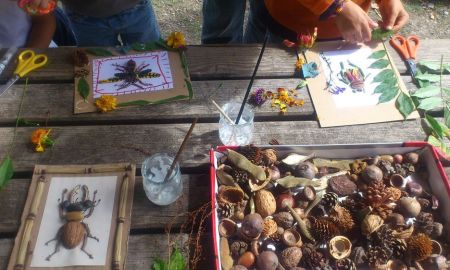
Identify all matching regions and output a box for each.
[164,118,198,182]
[210,99,234,125]
[235,31,269,124]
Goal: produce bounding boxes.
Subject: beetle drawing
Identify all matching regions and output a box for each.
[98,59,161,90]
[45,185,101,261]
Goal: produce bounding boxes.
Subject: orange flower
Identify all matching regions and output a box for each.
[297,27,318,50]
[95,95,117,113]
[31,129,53,152]
[167,32,186,49]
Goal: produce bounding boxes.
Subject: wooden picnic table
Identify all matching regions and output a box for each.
[0,40,449,269]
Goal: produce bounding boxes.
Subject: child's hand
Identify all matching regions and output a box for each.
[335,1,378,43]
[378,0,409,32]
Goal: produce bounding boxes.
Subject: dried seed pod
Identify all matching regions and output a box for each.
[385,187,402,202]
[391,239,407,259]
[389,174,406,189]
[310,217,340,242]
[282,228,303,247]
[398,197,421,218]
[227,149,266,180]
[330,205,355,232]
[254,190,276,218]
[361,214,384,236]
[362,165,383,183]
[328,236,352,260]
[261,218,278,237]
[220,237,234,270]
[328,174,357,196]
[273,212,294,229]
[406,233,433,261]
[241,213,264,239]
[218,186,245,205]
[280,247,302,268]
[294,161,318,179]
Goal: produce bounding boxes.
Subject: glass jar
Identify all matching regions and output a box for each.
[218,101,254,146]
[142,153,183,206]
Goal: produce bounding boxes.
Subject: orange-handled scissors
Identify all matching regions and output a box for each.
[389,34,420,78]
[0,49,48,97]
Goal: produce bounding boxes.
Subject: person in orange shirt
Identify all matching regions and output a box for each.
[245,0,409,44]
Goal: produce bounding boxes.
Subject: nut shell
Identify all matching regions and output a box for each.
[329,236,352,260]
[282,228,303,247]
[280,247,302,268]
[362,165,383,183]
[362,215,384,236]
[273,212,294,229]
[219,218,237,238]
[218,186,245,205]
[398,197,421,218]
[261,218,278,237]
[254,190,276,218]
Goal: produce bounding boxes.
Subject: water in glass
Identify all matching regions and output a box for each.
[218,102,254,146]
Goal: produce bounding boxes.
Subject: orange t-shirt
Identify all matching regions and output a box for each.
[264,0,372,40]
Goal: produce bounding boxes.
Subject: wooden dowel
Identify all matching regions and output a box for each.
[113,173,129,270]
[163,118,198,182]
[210,99,234,125]
[235,31,269,125]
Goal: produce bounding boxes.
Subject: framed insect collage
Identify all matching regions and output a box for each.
[7,164,135,270]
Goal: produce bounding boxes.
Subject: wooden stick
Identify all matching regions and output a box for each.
[15,176,46,270]
[210,99,234,125]
[113,173,129,270]
[235,31,269,124]
[163,118,198,182]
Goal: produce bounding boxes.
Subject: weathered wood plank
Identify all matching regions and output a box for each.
[0,120,426,172]
[1,40,448,81]
[0,234,194,270]
[0,175,209,234]
[1,76,448,125]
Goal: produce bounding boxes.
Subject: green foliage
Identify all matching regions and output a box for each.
[85,48,114,56]
[378,87,399,104]
[373,83,395,94]
[418,61,450,74]
[296,80,307,89]
[369,59,390,69]
[372,69,395,83]
[411,86,441,98]
[152,249,186,270]
[77,77,90,101]
[415,73,440,83]
[368,50,387,59]
[0,156,13,190]
[371,29,394,41]
[17,118,40,126]
[396,92,415,119]
[417,97,443,111]
[425,114,444,139]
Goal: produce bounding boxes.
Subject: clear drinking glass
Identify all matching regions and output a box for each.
[142,153,183,206]
[218,101,254,146]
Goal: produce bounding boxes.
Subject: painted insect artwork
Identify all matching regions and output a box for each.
[337,61,367,93]
[45,185,101,261]
[98,59,161,91]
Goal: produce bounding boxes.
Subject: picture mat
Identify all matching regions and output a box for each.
[320,48,380,108]
[305,41,419,127]
[92,52,174,99]
[30,176,118,267]
[74,50,191,114]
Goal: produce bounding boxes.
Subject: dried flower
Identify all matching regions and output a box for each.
[270,88,304,114]
[284,28,318,51]
[248,88,267,107]
[295,57,305,70]
[167,32,186,49]
[95,95,117,113]
[31,128,54,152]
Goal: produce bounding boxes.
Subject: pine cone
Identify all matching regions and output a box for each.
[302,244,330,269]
[406,233,433,261]
[415,212,434,235]
[366,246,389,268]
[310,217,340,242]
[372,204,393,220]
[335,258,356,270]
[230,168,250,184]
[237,145,263,165]
[391,238,407,259]
[321,192,339,209]
[393,162,415,177]
[341,193,366,215]
[365,181,395,219]
[330,205,355,232]
[217,202,233,219]
[371,225,396,250]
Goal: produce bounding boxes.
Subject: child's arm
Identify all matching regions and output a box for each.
[25,13,55,48]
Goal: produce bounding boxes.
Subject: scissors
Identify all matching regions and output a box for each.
[389,34,420,79]
[0,49,48,97]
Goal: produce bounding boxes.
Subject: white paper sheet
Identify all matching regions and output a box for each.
[319,48,381,108]
[92,51,174,99]
[30,176,118,267]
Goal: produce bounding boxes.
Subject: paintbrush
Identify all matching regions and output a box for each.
[235,32,269,124]
[210,99,234,125]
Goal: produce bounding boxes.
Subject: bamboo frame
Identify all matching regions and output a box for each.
[113,173,129,270]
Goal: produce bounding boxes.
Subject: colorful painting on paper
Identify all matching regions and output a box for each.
[92,52,174,99]
[319,48,379,108]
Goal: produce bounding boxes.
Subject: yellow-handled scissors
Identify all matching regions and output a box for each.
[0,49,48,96]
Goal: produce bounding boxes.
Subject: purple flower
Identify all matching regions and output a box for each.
[248,88,267,106]
[330,86,346,95]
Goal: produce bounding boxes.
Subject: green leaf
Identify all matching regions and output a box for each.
[180,51,189,78]
[417,97,443,111]
[417,79,431,88]
[445,63,450,73]
[395,92,415,119]
[169,249,186,270]
[77,77,90,101]
[418,61,441,72]
[373,83,395,94]
[443,88,450,96]
[153,259,167,270]
[445,106,450,128]
[373,69,395,83]
[17,118,40,127]
[371,29,394,41]
[425,114,444,139]
[296,80,307,89]
[368,50,387,59]
[427,134,442,147]
[369,59,390,69]
[85,48,114,56]
[415,73,440,83]
[411,86,441,98]
[378,87,399,104]
[0,156,14,189]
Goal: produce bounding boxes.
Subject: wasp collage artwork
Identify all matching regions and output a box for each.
[304,41,419,127]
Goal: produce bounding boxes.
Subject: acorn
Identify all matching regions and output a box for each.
[238,251,255,268]
[282,228,303,247]
[297,185,316,202]
[404,152,419,165]
[280,247,302,268]
[405,181,423,196]
[362,165,383,183]
[294,162,317,179]
[398,197,421,218]
[256,251,279,270]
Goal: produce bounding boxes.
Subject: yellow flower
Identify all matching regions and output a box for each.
[31,128,53,152]
[295,58,305,70]
[95,95,117,113]
[167,32,186,49]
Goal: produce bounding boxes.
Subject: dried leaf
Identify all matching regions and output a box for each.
[312,158,351,171]
[425,114,444,139]
[0,156,13,189]
[369,59,390,69]
[276,176,318,189]
[396,92,415,119]
[77,77,90,101]
[411,86,441,98]
[296,80,308,89]
[415,73,440,83]
[281,153,313,165]
[371,29,394,40]
[368,50,387,59]
[378,87,399,104]
[85,48,114,56]
[373,69,395,83]
[417,97,443,111]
